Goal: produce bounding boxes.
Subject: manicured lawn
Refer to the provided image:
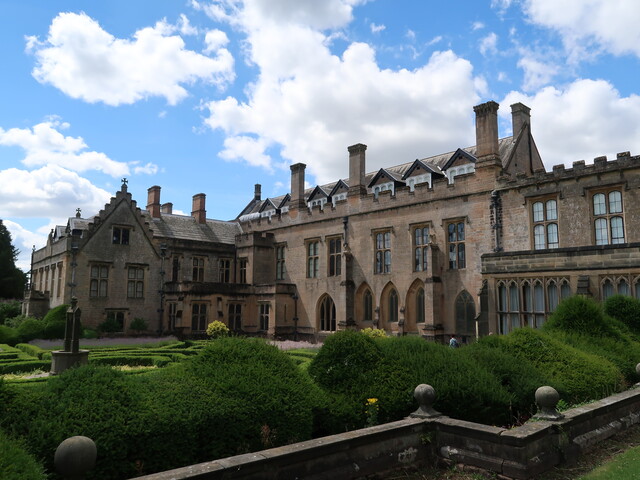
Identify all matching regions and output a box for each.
[578,444,640,480]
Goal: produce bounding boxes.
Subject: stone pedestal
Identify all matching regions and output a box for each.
[51,350,89,375]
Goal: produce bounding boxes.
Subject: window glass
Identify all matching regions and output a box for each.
[546,200,558,221]
[534,224,545,249]
[619,279,630,296]
[602,279,614,300]
[611,216,625,244]
[547,223,559,248]
[532,202,544,222]
[593,193,606,215]
[595,218,609,245]
[609,191,623,213]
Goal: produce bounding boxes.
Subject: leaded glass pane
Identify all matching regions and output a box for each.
[532,202,544,222]
[546,200,558,220]
[595,218,609,245]
[547,223,559,248]
[593,193,606,215]
[609,191,622,213]
[534,224,545,249]
[611,216,625,243]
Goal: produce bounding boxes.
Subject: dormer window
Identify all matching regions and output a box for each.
[112,226,130,245]
[331,193,347,206]
[446,164,475,183]
[372,182,394,198]
[407,173,432,192]
[308,198,327,210]
[260,209,275,218]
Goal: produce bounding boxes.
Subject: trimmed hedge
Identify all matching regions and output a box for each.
[15,343,47,360]
[0,326,20,346]
[500,328,624,403]
[0,429,45,480]
[89,355,173,368]
[0,360,51,375]
[605,295,640,335]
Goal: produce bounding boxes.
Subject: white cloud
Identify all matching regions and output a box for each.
[27,12,235,106]
[133,162,160,175]
[522,0,640,61]
[517,50,559,91]
[501,79,640,170]
[472,22,485,31]
[202,1,482,184]
[0,119,129,177]
[479,32,498,56]
[0,165,112,219]
[204,29,229,54]
[370,23,385,34]
[2,220,49,272]
[178,14,198,36]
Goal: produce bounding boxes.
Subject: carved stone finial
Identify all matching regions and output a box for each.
[410,384,442,418]
[55,436,97,479]
[76,208,82,218]
[533,386,564,421]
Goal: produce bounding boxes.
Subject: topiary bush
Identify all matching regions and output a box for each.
[360,327,387,339]
[604,295,640,334]
[129,317,148,333]
[501,328,624,403]
[0,326,20,346]
[206,320,229,339]
[0,429,45,480]
[544,295,616,338]
[16,318,45,342]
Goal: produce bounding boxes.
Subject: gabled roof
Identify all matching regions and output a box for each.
[367,168,405,188]
[277,194,290,209]
[152,214,241,244]
[259,198,278,212]
[328,179,349,197]
[441,148,478,171]
[401,159,444,180]
[307,185,329,202]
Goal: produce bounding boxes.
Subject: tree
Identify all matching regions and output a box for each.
[0,220,27,299]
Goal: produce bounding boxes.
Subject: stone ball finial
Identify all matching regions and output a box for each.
[54,436,97,479]
[410,384,442,419]
[635,363,640,378]
[533,386,564,421]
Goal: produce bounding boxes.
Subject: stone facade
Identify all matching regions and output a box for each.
[24,101,640,340]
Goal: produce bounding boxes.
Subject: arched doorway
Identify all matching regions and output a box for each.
[318,295,337,332]
[455,290,475,339]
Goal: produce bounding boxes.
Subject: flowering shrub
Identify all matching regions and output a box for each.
[365,397,379,426]
[206,321,229,339]
[360,328,387,339]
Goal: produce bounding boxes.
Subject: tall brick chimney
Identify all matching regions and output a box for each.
[348,143,367,197]
[511,102,531,136]
[191,193,206,224]
[161,202,173,214]
[254,184,262,201]
[474,101,500,161]
[290,163,306,210]
[147,186,161,218]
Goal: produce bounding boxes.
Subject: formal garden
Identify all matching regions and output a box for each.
[2,294,640,479]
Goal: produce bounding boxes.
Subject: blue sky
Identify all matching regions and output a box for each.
[1,0,640,271]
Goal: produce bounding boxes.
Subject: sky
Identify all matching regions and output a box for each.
[1,0,640,272]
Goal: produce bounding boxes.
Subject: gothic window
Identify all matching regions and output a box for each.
[276,245,286,280]
[90,264,109,297]
[106,311,125,331]
[191,303,207,332]
[413,225,429,272]
[307,240,319,278]
[363,289,373,323]
[455,290,475,335]
[192,257,205,282]
[602,278,614,300]
[416,287,425,324]
[388,289,398,323]
[127,266,144,298]
[218,258,231,283]
[228,303,242,331]
[258,303,270,331]
[618,278,630,296]
[319,295,337,332]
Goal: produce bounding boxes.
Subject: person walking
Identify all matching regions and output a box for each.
[449,334,459,348]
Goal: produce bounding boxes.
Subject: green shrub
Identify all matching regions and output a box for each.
[15,343,47,359]
[89,355,172,367]
[361,327,387,338]
[6,365,141,479]
[98,317,123,333]
[128,337,319,475]
[378,336,514,426]
[0,429,45,480]
[502,328,624,403]
[129,317,148,332]
[605,295,640,334]
[0,325,20,346]
[206,320,229,339]
[16,318,45,342]
[0,301,22,325]
[308,330,383,395]
[544,295,616,338]
[0,360,51,375]
[83,328,99,339]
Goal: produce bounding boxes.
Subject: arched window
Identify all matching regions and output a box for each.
[560,280,571,299]
[547,280,559,312]
[602,279,614,300]
[319,295,336,332]
[416,287,425,324]
[363,289,373,322]
[618,278,630,296]
[388,289,398,323]
[455,290,475,336]
[533,281,545,327]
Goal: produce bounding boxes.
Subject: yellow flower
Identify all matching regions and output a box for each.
[366,398,378,405]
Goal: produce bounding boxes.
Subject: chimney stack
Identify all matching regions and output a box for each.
[511,103,531,138]
[290,163,306,210]
[348,143,367,197]
[161,202,173,215]
[147,186,161,218]
[254,184,262,201]
[191,193,206,224]
[473,101,500,160]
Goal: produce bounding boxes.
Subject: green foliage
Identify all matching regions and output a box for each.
[0,429,45,480]
[83,328,99,339]
[0,325,20,345]
[42,304,68,325]
[129,317,148,332]
[0,300,21,325]
[0,360,51,375]
[360,327,387,338]
[89,355,172,368]
[501,328,624,403]
[206,320,229,338]
[604,295,640,334]
[0,220,27,299]
[14,344,47,359]
[16,318,45,342]
[544,295,616,338]
[98,317,123,333]
[378,336,514,426]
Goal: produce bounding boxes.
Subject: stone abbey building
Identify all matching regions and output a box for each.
[24,101,640,342]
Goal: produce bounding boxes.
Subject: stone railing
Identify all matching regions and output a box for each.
[55,379,640,480]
